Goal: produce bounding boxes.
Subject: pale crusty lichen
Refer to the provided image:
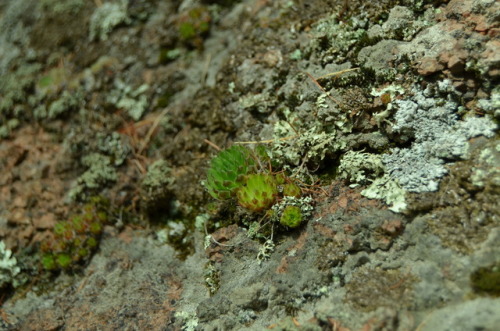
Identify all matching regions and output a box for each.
[361,174,407,213]
[69,153,118,200]
[0,241,20,289]
[338,150,384,187]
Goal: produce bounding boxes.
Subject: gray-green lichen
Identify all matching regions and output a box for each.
[141,160,174,193]
[271,92,351,168]
[141,160,175,210]
[361,174,407,213]
[308,13,368,64]
[89,0,130,41]
[174,310,199,331]
[383,81,497,193]
[239,93,276,114]
[367,5,433,41]
[0,63,41,116]
[471,142,500,189]
[107,79,149,121]
[370,84,405,126]
[0,119,20,139]
[97,132,130,166]
[338,150,384,187]
[40,0,85,15]
[69,153,118,200]
[34,90,82,120]
[477,86,500,119]
[0,241,20,289]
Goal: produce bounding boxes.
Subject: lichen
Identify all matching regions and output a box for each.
[370,84,405,126]
[69,153,118,200]
[239,93,276,114]
[0,241,21,289]
[361,174,407,213]
[271,119,347,168]
[308,14,368,65]
[174,310,199,331]
[384,81,497,193]
[89,0,130,41]
[107,79,149,121]
[34,90,82,120]
[97,132,130,166]
[471,142,500,189]
[338,150,384,187]
[477,86,500,119]
[366,5,433,41]
[141,160,174,211]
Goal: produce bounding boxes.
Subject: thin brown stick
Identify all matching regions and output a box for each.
[304,71,341,107]
[138,108,170,155]
[316,67,359,80]
[234,135,298,145]
[204,139,222,151]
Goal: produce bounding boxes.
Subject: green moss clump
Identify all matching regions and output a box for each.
[41,255,56,271]
[176,6,211,49]
[471,264,500,296]
[40,196,110,272]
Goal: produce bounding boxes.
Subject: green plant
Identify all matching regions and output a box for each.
[204,145,314,235]
[279,205,303,228]
[40,196,110,271]
[236,174,278,212]
[176,6,211,49]
[204,145,257,200]
[282,182,302,197]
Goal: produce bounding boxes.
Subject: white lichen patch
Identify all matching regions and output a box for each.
[107,79,149,121]
[361,174,407,213]
[0,241,20,289]
[89,0,130,41]
[338,150,384,187]
[383,81,497,193]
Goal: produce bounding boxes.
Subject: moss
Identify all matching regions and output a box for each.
[40,197,111,272]
[471,263,500,296]
[282,182,301,198]
[176,6,212,49]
